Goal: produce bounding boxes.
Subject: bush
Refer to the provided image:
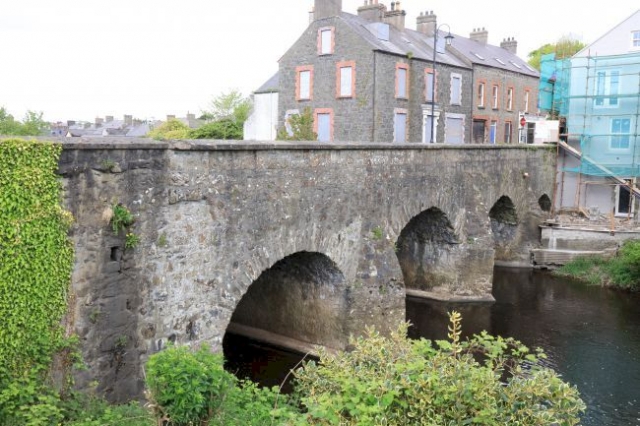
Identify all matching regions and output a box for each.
[556,239,640,291]
[189,119,243,140]
[148,119,190,140]
[277,108,317,141]
[145,344,292,425]
[292,312,585,425]
[66,402,154,426]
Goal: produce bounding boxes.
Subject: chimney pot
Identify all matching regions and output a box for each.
[470,27,489,45]
[500,36,518,54]
[416,9,437,35]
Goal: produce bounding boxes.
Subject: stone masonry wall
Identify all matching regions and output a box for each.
[59,138,555,402]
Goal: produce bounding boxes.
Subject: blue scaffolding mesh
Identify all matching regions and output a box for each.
[540,52,640,178]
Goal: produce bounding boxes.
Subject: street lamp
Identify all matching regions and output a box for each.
[429,24,454,143]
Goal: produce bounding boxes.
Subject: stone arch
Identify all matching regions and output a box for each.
[489,196,519,259]
[223,251,349,354]
[538,194,552,212]
[395,207,462,293]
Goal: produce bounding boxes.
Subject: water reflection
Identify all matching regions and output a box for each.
[224,267,640,425]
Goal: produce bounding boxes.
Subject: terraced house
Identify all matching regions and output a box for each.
[247,0,539,143]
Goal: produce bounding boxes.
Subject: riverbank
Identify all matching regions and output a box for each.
[553,239,640,291]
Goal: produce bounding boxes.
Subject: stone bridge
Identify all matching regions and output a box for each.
[59,139,555,401]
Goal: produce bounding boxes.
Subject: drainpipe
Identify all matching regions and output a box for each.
[372,51,377,142]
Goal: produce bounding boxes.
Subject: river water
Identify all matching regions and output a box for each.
[224,267,640,425]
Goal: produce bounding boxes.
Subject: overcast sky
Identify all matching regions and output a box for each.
[1,1,638,122]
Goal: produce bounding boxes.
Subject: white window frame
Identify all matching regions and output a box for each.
[507,87,514,111]
[299,70,311,100]
[396,66,408,99]
[477,83,485,107]
[339,66,354,97]
[426,70,435,103]
[492,85,499,109]
[632,30,640,48]
[421,105,441,143]
[611,117,631,150]
[450,73,462,105]
[489,120,497,144]
[595,69,620,108]
[319,28,334,55]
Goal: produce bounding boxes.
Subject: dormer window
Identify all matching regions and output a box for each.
[318,27,335,55]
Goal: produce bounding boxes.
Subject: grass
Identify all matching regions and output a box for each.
[555,240,640,291]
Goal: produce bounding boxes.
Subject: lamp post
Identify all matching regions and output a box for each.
[430,24,454,143]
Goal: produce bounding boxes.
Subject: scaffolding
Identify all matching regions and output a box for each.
[540,52,640,219]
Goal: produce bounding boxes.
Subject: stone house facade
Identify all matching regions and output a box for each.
[276,0,539,144]
[444,27,540,144]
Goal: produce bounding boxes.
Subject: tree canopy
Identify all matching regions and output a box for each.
[201,90,251,125]
[0,107,48,136]
[527,37,586,70]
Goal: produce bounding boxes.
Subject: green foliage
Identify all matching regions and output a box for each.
[528,36,586,70]
[158,233,168,248]
[0,108,49,136]
[148,119,191,140]
[277,108,317,141]
[204,89,252,124]
[66,401,154,426]
[189,118,243,140]
[125,232,140,249]
[146,345,292,425]
[111,203,135,235]
[293,312,585,425]
[0,139,74,424]
[371,226,384,241]
[556,239,640,291]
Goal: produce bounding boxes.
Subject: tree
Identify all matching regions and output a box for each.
[147,119,190,140]
[277,108,317,141]
[203,90,252,125]
[0,107,48,136]
[528,36,586,70]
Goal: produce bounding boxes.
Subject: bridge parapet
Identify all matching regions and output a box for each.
[55,137,556,401]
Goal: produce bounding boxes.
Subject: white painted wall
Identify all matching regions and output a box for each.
[575,10,640,57]
[243,92,278,141]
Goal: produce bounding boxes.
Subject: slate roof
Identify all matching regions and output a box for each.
[255,72,279,94]
[340,12,469,68]
[447,32,539,77]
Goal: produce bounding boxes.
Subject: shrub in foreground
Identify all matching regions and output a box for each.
[145,344,292,425]
[144,313,584,426]
[292,312,585,425]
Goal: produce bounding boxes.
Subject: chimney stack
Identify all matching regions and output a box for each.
[313,0,342,21]
[384,1,406,31]
[416,10,437,36]
[500,37,518,54]
[470,27,488,45]
[357,0,386,22]
[124,115,133,126]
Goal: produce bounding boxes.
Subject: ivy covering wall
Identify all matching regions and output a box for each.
[0,139,74,422]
